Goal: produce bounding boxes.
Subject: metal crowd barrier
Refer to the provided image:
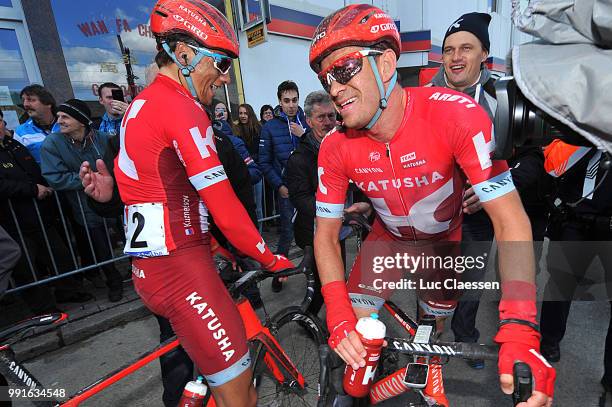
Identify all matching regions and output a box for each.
[4,192,128,295]
[5,180,283,295]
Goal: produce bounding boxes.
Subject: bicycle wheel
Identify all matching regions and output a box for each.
[251,306,327,407]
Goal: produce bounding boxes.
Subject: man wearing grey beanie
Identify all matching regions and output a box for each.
[41,98,124,302]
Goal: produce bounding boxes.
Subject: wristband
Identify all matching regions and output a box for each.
[499,318,540,332]
[321,281,357,330]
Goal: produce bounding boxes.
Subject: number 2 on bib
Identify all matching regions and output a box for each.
[124,203,169,257]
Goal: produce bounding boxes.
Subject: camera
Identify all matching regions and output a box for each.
[492,76,593,160]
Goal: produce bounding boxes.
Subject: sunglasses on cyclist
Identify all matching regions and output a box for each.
[318,50,383,93]
[186,44,233,75]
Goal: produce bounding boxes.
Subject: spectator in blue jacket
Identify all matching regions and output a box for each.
[259,80,309,292]
[14,85,60,164]
[94,82,129,136]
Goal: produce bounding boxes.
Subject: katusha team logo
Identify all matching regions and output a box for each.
[369,151,381,162]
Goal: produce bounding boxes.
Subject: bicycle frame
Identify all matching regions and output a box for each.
[1,302,308,407]
[370,300,448,406]
[0,330,181,407]
[237,298,306,389]
[0,249,316,406]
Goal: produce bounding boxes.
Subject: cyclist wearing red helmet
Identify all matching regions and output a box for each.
[310,4,555,406]
[114,1,293,405]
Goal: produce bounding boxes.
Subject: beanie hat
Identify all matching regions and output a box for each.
[443,12,491,52]
[57,99,92,127]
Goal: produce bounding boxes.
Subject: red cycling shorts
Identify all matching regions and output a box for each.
[346,218,461,317]
[132,244,250,386]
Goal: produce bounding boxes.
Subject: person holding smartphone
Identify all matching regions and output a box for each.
[95,82,129,136]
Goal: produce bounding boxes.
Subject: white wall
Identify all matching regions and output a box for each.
[237,0,533,110]
[424,0,522,66]
[238,32,323,114]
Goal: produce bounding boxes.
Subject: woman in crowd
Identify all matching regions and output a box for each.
[259,104,273,126]
[234,104,264,231]
[258,104,275,223]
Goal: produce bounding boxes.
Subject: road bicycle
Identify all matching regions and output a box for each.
[316,213,533,406]
[0,247,329,406]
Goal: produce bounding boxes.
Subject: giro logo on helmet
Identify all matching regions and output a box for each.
[314,31,326,42]
[173,14,209,41]
[370,23,396,34]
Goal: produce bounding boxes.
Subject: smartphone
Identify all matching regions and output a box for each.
[111,88,125,102]
[403,363,428,389]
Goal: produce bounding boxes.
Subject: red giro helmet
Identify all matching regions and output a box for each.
[150,0,239,58]
[309,4,401,73]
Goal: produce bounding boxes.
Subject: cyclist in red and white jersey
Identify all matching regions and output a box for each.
[309,5,554,406]
[114,1,293,406]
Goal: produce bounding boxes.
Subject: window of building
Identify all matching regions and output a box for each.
[235,0,269,31]
[488,0,498,13]
[0,25,37,104]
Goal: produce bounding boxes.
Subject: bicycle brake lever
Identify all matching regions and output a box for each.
[512,362,533,405]
[342,212,372,232]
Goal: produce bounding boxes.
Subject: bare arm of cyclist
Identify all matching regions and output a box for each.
[315,217,366,370]
[482,194,554,407]
[449,103,554,406]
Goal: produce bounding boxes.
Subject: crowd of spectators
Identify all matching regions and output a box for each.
[0,75,318,316]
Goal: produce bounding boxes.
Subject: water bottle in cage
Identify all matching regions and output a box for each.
[179,376,208,407]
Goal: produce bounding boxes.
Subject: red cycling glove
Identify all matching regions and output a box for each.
[494,281,556,398]
[495,323,556,397]
[321,281,357,349]
[265,254,295,272]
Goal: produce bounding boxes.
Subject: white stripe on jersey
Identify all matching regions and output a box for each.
[316,201,344,218]
[472,170,515,202]
[189,164,227,191]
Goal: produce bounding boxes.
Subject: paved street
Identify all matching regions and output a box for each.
[12,239,612,406]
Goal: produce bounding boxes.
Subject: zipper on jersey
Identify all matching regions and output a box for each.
[385,142,416,241]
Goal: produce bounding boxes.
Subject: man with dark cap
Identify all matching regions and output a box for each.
[426,12,549,370]
[41,99,123,302]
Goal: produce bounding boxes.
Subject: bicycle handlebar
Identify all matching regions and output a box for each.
[226,246,315,311]
[386,337,499,360]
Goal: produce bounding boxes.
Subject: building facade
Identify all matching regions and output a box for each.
[0,0,530,125]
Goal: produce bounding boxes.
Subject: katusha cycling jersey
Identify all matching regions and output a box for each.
[114,74,276,385]
[115,74,274,265]
[316,86,514,242]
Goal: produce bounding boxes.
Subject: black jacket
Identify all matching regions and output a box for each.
[87,127,256,249]
[0,136,58,235]
[508,145,550,216]
[208,129,257,248]
[285,131,320,248]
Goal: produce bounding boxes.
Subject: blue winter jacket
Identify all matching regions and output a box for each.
[14,118,60,164]
[258,105,309,190]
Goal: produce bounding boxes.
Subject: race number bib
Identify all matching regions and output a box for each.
[124,203,169,257]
